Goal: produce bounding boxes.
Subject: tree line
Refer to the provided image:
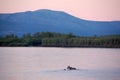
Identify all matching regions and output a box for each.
[0,32,120,48]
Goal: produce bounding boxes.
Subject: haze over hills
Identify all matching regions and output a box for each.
[0,9,120,36]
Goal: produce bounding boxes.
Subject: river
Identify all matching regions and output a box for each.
[0,47,120,80]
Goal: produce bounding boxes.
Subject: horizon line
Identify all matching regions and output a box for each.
[0,9,120,22]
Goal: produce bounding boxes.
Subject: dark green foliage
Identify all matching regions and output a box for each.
[0,32,120,48]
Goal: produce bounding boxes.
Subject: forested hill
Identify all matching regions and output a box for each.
[0,32,120,48]
[0,9,120,36]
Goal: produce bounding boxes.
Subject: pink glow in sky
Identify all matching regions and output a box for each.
[0,0,120,21]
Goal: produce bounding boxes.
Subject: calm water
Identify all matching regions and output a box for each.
[0,47,120,80]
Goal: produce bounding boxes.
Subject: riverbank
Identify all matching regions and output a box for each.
[0,32,120,48]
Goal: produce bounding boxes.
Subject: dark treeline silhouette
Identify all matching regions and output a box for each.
[0,32,120,48]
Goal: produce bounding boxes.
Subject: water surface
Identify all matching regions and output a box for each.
[0,47,120,80]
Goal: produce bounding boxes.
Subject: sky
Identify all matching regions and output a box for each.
[0,0,120,21]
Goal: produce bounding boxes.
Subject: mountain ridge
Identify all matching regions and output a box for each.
[0,9,119,22]
[0,9,120,36]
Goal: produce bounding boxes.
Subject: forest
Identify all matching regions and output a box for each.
[0,32,120,48]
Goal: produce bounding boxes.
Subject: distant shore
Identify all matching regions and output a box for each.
[0,32,120,48]
[0,46,120,48]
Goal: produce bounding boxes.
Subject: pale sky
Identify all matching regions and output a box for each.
[0,0,120,21]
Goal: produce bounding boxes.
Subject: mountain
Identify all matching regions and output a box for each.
[0,9,120,36]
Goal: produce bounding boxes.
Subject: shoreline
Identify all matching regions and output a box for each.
[0,46,120,48]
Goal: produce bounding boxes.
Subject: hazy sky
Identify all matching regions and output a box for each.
[0,0,120,21]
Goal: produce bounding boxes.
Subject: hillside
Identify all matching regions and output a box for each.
[0,9,120,36]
